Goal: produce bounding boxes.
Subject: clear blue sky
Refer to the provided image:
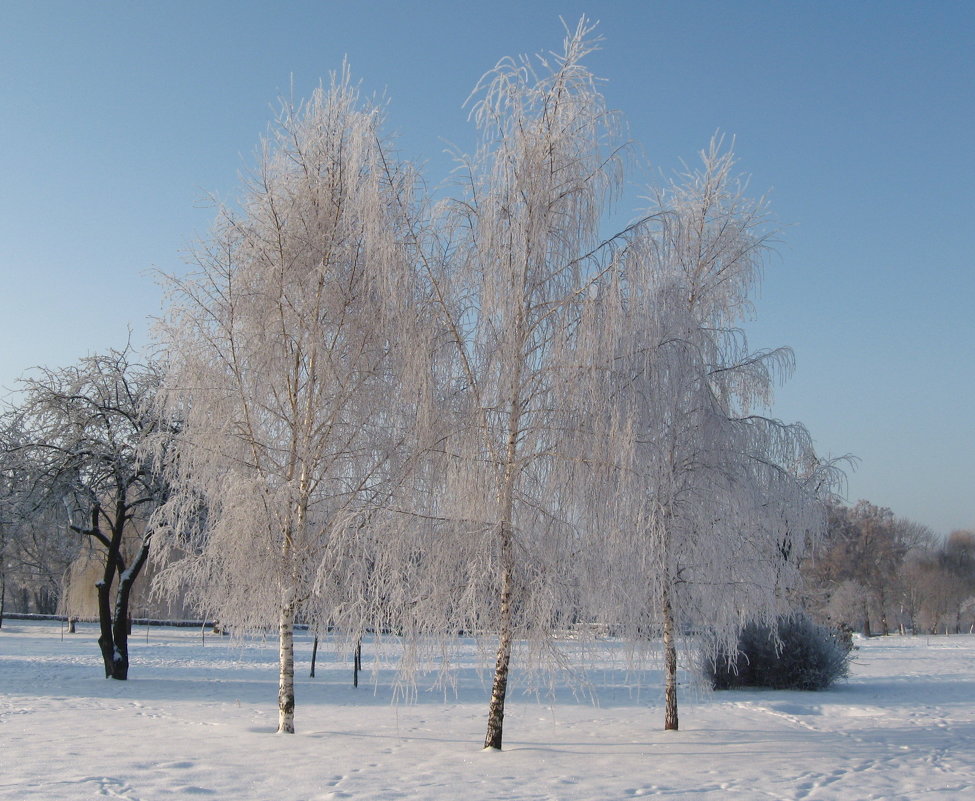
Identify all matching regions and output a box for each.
[2,1,972,536]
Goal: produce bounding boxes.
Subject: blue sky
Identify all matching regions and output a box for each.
[1,1,972,536]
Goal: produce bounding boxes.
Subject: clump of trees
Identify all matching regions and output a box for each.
[803,500,975,636]
[149,19,838,743]
[0,435,78,621]
[2,19,844,746]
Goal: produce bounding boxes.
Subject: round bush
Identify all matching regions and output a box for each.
[706,614,851,691]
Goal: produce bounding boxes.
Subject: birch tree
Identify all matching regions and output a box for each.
[152,68,423,734]
[1,348,165,678]
[580,141,838,730]
[397,19,630,750]
[149,19,841,745]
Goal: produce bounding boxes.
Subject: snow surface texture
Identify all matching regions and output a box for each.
[2,620,973,800]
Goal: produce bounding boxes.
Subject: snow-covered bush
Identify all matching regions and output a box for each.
[705,614,852,691]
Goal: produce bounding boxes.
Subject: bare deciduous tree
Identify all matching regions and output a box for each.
[579,140,838,730]
[2,348,164,678]
[152,19,843,746]
[400,19,633,750]
[153,67,423,733]
[807,501,920,635]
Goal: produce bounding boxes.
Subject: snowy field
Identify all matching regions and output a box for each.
[2,620,974,800]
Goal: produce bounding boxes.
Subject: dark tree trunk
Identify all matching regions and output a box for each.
[310,635,319,678]
[110,616,130,679]
[33,585,57,615]
[98,531,151,681]
[110,570,140,678]
[96,577,121,678]
[93,503,122,678]
[353,637,362,688]
[878,585,889,636]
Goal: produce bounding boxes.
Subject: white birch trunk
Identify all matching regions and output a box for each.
[484,388,521,750]
[277,602,295,734]
[484,531,514,750]
[662,581,679,731]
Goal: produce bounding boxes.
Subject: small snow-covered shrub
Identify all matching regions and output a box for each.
[706,614,851,691]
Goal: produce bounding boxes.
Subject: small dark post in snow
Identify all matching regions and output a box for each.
[353,638,362,688]
[310,635,319,678]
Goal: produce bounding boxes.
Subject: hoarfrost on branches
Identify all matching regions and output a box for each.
[152,67,426,734]
[577,140,842,729]
[383,17,634,751]
[148,17,841,746]
[1,348,166,679]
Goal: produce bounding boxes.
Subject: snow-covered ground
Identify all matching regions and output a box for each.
[2,620,973,800]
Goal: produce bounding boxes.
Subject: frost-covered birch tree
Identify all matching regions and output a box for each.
[396,20,630,750]
[152,68,423,734]
[580,141,839,731]
[150,18,841,744]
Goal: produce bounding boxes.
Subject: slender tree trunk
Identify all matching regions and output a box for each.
[878,585,889,636]
[662,581,679,731]
[0,568,5,630]
[353,637,362,688]
[310,635,319,678]
[484,395,520,751]
[277,602,296,734]
[280,440,311,730]
[484,548,512,751]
